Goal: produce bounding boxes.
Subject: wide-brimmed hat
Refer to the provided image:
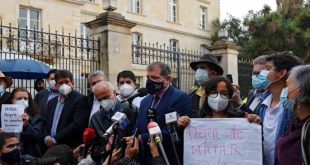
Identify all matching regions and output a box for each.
[190,54,224,75]
[0,71,13,88]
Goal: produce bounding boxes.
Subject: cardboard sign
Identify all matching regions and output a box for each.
[1,104,24,133]
[184,118,262,165]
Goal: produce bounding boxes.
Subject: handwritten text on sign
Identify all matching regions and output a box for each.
[184,118,262,165]
[1,104,24,133]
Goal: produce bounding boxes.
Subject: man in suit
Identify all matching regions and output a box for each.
[87,70,105,124]
[135,62,192,165]
[89,81,137,163]
[34,69,59,115]
[42,70,90,149]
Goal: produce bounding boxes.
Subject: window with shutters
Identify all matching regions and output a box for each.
[129,0,142,14]
[168,0,178,22]
[199,6,207,29]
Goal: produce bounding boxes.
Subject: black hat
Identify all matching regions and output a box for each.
[190,54,223,75]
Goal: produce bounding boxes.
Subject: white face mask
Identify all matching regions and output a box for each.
[49,80,56,90]
[58,84,72,96]
[119,84,135,97]
[100,99,115,111]
[207,94,229,112]
[195,68,209,85]
[15,99,29,109]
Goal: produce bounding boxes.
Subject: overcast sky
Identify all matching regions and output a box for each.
[220,0,277,21]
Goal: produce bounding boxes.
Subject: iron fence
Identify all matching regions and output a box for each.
[132,43,201,93]
[0,23,100,96]
[238,58,253,99]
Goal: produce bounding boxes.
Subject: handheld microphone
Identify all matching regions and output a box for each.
[103,112,129,139]
[165,111,180,143]
[81,128,96,158]
[121,88,148,103]
[147,122,170,165]
[147,108,157,122]
[165,110,181,165]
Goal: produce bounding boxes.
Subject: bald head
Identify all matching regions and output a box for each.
[93,81,115,101]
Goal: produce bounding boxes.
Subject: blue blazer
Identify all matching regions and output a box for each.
[136,86,192,164]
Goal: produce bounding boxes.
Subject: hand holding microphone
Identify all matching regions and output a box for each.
[81,128,96,158]
[103,112,129,140]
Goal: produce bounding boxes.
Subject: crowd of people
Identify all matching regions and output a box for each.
[0,51,309,165]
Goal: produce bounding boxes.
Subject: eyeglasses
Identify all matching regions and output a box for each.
[208,91,229,99]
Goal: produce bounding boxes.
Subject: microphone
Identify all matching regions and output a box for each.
[147,108,157,122]
[165,110,181,165]
[165,111,180,143]
[103,112,129,139]
[148,122,170,165]
[120,88,148,103]
[81,128,96,158]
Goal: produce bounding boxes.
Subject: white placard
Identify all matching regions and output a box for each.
[1,104,24,133]
[184,118,262,165]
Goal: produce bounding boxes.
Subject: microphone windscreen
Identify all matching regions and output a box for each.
[83,128,96,144]
[137,88,148,97]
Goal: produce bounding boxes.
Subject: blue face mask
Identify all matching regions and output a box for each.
[0,85,4,95]
[280,87,296,110]
[195,68,209,85]
[252,70,271,90]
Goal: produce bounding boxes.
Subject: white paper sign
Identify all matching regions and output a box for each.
[184,118,262,165]
[1,104,24,133]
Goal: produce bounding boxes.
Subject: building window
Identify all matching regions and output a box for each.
[132,32,142,45]
[129,0,141,13]
[132,32,142,57]
[168,0,178,22]
[200,44,209,55]
[18,7,41,39]
[170,39,179,61]
[80,23,90,39]
[199,6,207,29]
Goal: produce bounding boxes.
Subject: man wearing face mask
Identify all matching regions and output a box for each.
[254,52,302,165]
[34,69,59,115]
[89,81,137,163]
[42,70,90,150]
[189,54,224,117]
[135,62,192,165]
[116,70,144,109]
[0,133,21,165]
[238,55,271,113]
[0,71,13,111]
[87,70,106,124]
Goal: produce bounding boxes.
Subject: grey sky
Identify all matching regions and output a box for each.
[220,0,277,21]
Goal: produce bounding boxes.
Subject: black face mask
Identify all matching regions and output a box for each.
[1,148,21,165]
[146,79,164,95]
[35,86,44,92]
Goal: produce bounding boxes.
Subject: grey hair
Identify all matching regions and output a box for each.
[147,62,171,77]
[253,55,268,65]
[289,65,310,106]
[88,70,106,83]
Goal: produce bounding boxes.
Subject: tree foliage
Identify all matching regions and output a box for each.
[211,1,310,61]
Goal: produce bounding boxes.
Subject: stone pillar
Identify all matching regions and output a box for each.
[85,11,136,87]
[208,40,239,84]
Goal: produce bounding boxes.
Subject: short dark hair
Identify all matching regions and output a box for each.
[117,70,136,83]
[34,79,44,86]
[147,62,171,77]
[0,133,17,149]
[47,69,57,79]
[54,70,73,82]
[43,145,73,165]
[266,52,303,73]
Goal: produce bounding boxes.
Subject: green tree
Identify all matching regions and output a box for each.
[212,1,310,61]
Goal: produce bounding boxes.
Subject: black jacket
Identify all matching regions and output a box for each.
[89,100,137,163]
[0,91,11,108]
[34,89,49,115]
[189,89,201,118]
[42,90,90,149]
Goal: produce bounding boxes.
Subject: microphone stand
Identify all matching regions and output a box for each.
[168,124,181,165]
[108,123,119,165]
[154,136,170,165]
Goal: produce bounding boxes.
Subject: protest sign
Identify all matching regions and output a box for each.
[184,118,262,165]
[1,104,24,133]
